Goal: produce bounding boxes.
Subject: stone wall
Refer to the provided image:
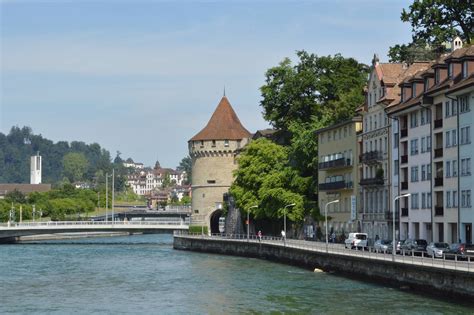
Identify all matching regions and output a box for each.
[174,236,474,300]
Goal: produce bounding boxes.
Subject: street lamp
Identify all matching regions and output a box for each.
[247,205,258,242]
[392,193,410,261]
[325,200,339,253]
[283,203,296,242]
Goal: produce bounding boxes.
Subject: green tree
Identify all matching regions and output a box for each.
[5,189,26,204]
[260,51,368,136]
[62,152,88,183]
[388,0,472,62]
[177,155,192,185]
[401,0,472,45]
[229,138,311,223]
[161,173,171,188]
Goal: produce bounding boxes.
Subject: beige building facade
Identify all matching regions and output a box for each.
[317,118,362,238]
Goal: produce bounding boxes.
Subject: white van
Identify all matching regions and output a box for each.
[344,233,368,249]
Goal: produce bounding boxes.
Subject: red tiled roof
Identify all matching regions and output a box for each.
[189,96,251,141]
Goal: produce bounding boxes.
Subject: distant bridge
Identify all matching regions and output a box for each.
[0,220,189,242]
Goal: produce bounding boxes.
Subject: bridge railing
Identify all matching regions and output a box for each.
[0,220,189,228]
[174,232,473,272]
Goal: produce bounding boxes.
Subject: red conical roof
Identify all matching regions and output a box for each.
[189,96,251,141]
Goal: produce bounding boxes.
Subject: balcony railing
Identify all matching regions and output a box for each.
[318,181,353,191]
[318,157,352,170]
[401,181,408,190]
[401,129,408,138]
[434,148,443,158]
[434,119,443,129]
[401,208,409,217]
[359,151,383,164]
[434,177,443,187]
[401,155,408,164]
[359,177,384,186]
[362,211,399,221]
[435,206,444,216]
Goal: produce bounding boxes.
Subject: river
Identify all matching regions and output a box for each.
[1,234,472,314]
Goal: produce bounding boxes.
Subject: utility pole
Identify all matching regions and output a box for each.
[112,168,115,224]
[105,173,108,223]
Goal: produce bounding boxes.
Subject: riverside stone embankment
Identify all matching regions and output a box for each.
[173,235,474,300]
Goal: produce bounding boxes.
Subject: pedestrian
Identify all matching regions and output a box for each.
[257,230,262,242]
[281,230,286,243]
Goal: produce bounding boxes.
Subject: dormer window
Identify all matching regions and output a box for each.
[401,87,405,102]
[424,78,429,92]
[448,63,453,78]
[435,69,440,84]
[463,61,468,78]
[412,84,416,98]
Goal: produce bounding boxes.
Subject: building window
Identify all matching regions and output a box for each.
[453,160,458,177]
[411,166,419,182]
[461,126,471,144]
[421,193,426,209]
[394,133,399,148]
[446,161,451,177]
[452,100,458,116]
[424,78,429,92]
[453,191,458,207]
[463,61,468,78]
[452,129,457,146]
[461,158,472,176]
[412,83,417,97]
[435,69,440,84]
[445,100,451,117]
[224,140,229,147]
[459,95,470,113]
[410,139,418,155]
[394,160,399,176]
[411,193,419,209]
[446,131,451,147]
[421,165,426,180]
[410,112,418,128]
[421,137,426,153]
[447,191,451,208]
[200,140,204,148]
[212,140,216,147]
[461,190,472,208]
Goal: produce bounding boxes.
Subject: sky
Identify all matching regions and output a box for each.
[0,0,413,169]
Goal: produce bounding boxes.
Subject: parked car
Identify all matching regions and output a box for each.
[426,242,450,258]
[374,239,391,253]
[344,233,368,250]
[400,239,428,254]
[446,243,474,260]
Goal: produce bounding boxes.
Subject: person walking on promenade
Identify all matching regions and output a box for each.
[258,230,262,242]
[281,230,286,245]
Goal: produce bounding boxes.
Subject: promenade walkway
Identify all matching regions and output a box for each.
[175,232,474,273]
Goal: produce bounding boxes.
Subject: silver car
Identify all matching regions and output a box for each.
[426,242,450,258]
[374,239,391,253]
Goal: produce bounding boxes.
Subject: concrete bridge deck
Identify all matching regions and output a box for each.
[0,221,189,241]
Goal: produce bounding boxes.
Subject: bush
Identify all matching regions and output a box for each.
[189,226,208,234]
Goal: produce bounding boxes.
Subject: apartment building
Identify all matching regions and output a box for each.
[316,118,362,237]
[358,55,428,241]
[387,40,473,243]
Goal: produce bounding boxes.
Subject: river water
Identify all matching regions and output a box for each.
[1,234,472,314]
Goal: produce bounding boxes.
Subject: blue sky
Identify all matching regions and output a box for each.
[1,0,412,168]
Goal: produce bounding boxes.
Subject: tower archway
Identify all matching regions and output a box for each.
[210,209,224,234]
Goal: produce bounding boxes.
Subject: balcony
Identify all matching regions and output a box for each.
[435,206,444,216]
[434,119,443,129]
[401,208,409,217]
[318,157,351,170]
[318,180,353,191]
[434,148,443,158]
[401,129,408,138]
[434,177,443,187]
[359,151,383,164]
[401,155,408,164]
[401,181,408,190]
[359,177,384,187]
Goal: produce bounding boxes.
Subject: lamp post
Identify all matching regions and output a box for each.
[247,205,258,242]
[325,200,339,253]
[392,193,410,261]
[32,204,36,222]
[283,203,296,243]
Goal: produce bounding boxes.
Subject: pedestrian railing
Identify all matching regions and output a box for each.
[174,231,473,272]
[0,220,189,228]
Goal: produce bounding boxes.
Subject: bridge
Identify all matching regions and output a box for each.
[0,220,189,243]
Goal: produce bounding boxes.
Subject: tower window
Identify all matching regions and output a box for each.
[224,140,229,147]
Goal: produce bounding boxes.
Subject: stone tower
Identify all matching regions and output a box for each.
[30,152,42,184]
[188,96,251,233]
